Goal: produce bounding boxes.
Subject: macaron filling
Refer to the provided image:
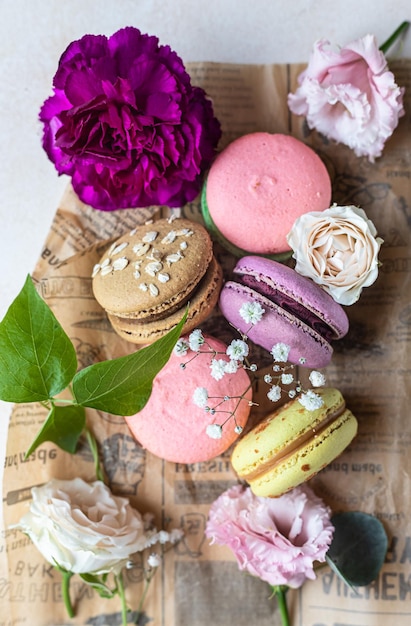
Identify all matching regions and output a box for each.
[239,272,338,342]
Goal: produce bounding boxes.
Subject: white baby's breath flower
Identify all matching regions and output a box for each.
[206,424,223,439]
[281,373,294,385]
[309,371,326,387]
[168,528,184,543]
[147,553,161,568]
[288,389,297,399]
[234,425,243,434]
[174,339,189,356]
[158,530,171,544]
[239,301,265,325]
[193,387,209,408]
[189,329,205,351]
[298,390,324,411]
[267,385,282,402]
[210,359,227,381]
[224,359,239,374]
[226,339,249,361]
[264,374,273,384]
[271,343,291,363]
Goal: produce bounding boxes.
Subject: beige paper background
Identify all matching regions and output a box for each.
[1,59,411,625]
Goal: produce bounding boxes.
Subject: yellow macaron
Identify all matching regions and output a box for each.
[231,387,357,497]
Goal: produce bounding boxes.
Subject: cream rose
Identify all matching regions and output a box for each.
[287,205,383,305]
[14,478,154,575]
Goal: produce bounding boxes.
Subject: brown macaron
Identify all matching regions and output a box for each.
[92,216,223,343]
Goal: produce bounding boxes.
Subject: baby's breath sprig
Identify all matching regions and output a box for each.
[193,384,257,439]
[174,301,326,439]
[126,525,183,624]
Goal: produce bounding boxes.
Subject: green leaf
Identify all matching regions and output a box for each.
[79,573,116,599]
[72,309,188,415]
[326,511,388,587]
[26,403,86,456]
[0,275,77,403]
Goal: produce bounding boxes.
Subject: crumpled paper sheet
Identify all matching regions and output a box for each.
[1,59,411,626]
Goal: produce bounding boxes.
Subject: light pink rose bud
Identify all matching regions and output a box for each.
[287,205,383,306]
[287,34,404,161]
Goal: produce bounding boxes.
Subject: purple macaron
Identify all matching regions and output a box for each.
[218,256,349,368]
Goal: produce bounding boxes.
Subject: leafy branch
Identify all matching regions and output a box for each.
[0,275,187,455]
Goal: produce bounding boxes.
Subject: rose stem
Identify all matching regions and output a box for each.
[61,571,75,618]
[272,585,290,626]
[115,571,128,626]
[85,427,105,483]
[380,21,410,54]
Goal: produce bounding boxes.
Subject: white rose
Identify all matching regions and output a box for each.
[287,205,383,305]
[14,478,152,575]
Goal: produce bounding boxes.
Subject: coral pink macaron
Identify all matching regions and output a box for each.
[202,132,331,257]
[125,334,252,463]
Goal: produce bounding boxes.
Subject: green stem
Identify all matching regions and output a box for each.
[135,572,154,625]
[116,571,128,626]
[61,570,75,618]
[85,427,105,483]
[380,21,409,54]
[272,586,290,626]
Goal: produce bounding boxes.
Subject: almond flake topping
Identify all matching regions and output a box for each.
[110,241,129,256]
[142,231,158,243]
[100,265,113,277]
[107,242,117,256]
[158,272,170,283]
[149,283,159,296]
[145,261,163,276]
[148,248,162,261]
[176,228,194,236]
[112,257,129,271]
[161,230,177,244]
[129,228,137,236]
[133,270,141,279]
[101,258,111,268]
[139,283,148,292]
[133,242,151,256]
[180,241,188,250]
[91,264,101,278]
[166,252,183,265]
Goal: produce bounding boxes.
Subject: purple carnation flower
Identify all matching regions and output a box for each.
[40,27,221,211]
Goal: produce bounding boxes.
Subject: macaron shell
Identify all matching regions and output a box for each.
[125,335,252,463]
[234,256,349,340]
[108,256,223,344]
[219,280,333,368]
[201,180,293,263]
[231,387,358,497]
[244,409,357,497]
[205,132,331,255]
[92,218,213,319]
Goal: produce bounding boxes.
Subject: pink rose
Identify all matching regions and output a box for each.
[287,34,404,161]
[205,484,334,589]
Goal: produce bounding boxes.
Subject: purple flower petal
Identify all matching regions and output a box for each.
[40,27,221,210]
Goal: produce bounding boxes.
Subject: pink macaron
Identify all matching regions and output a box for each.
[202,132,331,257]
[125,334,252,463]
[218,256,349,368]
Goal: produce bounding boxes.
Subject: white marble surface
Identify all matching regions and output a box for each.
[1,0,410,514]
